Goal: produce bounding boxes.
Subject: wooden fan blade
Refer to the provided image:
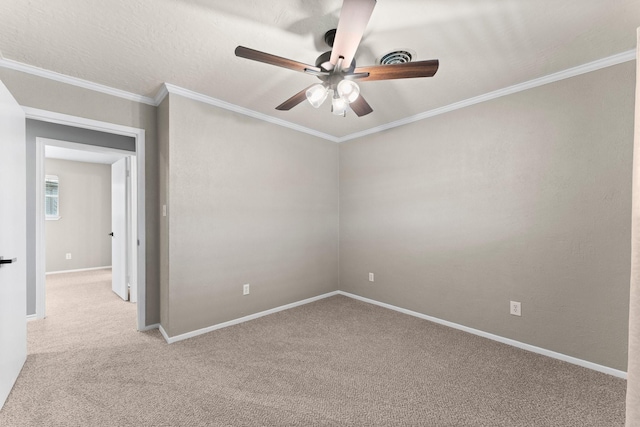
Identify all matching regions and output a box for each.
[235,46,322,74]
[329,0,377,70]
[352,60,439,81]
[350,95,373,117]
[276,85,315,111]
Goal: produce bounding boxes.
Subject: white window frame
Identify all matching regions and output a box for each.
[45,174,60,220]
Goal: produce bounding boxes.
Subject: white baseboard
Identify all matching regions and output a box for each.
[159,324,170,342]
[155,289,626,379]
[337,291,627,379]
[46,266,112,275]
[26,314,38,322]
[138,323,159,332]
[161,291,340,344]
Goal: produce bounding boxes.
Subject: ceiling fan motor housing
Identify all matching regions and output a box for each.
[315,51,356,75]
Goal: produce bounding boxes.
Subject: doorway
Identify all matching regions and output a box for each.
[42,139,136,304]
[26,108,148,330]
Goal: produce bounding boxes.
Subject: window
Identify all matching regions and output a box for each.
[45,175,60,220]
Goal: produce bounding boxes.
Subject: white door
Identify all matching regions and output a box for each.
[128,157,137,303]
[111,157,128,301]
[0,80,27,410]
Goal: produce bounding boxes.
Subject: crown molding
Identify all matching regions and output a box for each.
[0,57,157,106]
[153,84,169,106]
[336,49,636,143]
[162,83,340,142]
[1,49,635,142]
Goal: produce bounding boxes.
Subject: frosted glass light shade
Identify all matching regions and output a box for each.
[306,84,328,108]
[332,95,348,116]
[337,80,360,103]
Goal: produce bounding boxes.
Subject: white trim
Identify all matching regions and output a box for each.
[139,323,159,332]
[161,291,340,344]
[45,266,112,275]
[153,84,169,106]
[129,156,138,304]
[34,140,46,320]
[24,108,145,138]
[337,291,627,379]
[163,83,340,143]
[135,130,146,331]
[336,49,637,143]
[26,314,37,322]
[29,109,147,331]
[159,324,170,342]
[0,57,156,106]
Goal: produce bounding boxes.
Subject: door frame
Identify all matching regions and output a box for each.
[26,107,148,331]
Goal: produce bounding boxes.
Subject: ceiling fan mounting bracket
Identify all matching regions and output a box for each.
[324,29,337,48]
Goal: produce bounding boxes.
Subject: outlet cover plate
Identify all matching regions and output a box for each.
[369,273,374,282]
[243,284,250,295]
[510,301,521,316]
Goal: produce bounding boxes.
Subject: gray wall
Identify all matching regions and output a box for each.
[160,93,340,337]
[340,61,635,371]
[1,57,633,370]
[158,96,170,329]
[0,68,160,324]
[45,158,112,273]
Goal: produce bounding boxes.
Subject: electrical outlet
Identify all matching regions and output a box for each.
[66,253,72,260]
[243,284,250,296]
[510,301,521,316]
[369,272,374,282]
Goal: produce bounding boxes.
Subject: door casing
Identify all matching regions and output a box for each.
[28,107,148,330]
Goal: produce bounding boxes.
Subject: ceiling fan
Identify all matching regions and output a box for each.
[234,0,439,117]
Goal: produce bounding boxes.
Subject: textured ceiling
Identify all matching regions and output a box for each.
[0,0,638,138]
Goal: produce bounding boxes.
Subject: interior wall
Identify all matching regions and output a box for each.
[0,68,160,325]
[158,96,170,330]
[161,93,340,337]
[44,158,111,273]
[339,61,635,371]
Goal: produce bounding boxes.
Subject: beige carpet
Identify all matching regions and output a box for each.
[0,269,627,426]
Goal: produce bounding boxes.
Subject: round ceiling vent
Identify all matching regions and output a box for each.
[378,49,415,65]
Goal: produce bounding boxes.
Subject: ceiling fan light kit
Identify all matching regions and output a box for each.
[306,84,329,108]
[337,79,360,103]
[234,0,439,118]
[306,79,360,112]
[331,94,349,117]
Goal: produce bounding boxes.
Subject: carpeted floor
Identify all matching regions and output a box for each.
[0,269,627,426]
